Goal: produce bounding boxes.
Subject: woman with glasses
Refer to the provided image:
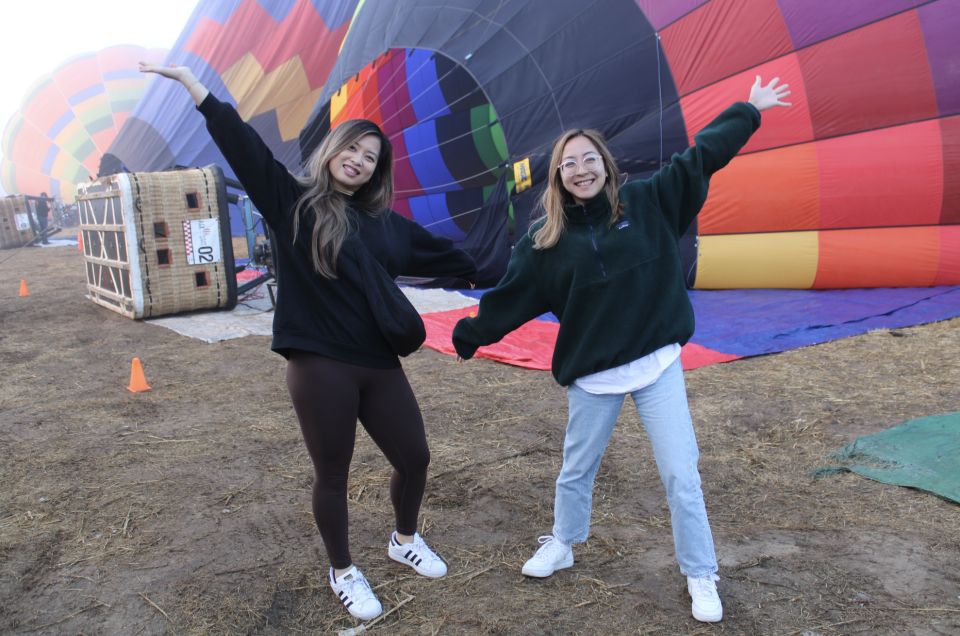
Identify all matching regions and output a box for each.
[140,62,477,622]
[453,76,790,623]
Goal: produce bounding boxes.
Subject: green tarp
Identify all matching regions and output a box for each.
[820,412,960,504]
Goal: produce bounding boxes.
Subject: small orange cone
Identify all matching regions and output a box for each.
[18,279,29,297]
[77,231,83,253]
[127,357,152,393]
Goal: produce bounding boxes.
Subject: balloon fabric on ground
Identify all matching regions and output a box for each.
[149,281,960,376]
[419,285,960,372]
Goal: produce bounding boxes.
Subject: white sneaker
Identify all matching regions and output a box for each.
[329,566,382,621]
[687,574,723,622]
[388,531,448,578]
[521,535,574,578]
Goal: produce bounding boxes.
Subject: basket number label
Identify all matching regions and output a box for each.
[183,218,222,265]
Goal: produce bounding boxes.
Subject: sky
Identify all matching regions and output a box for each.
[0,0,200,196]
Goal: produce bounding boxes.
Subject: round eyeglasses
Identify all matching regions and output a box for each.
[559,153,603,176]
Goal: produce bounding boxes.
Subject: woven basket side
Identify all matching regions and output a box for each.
[0,196,36,248]
[130,166,235,318]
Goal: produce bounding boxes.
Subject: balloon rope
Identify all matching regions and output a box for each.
[656,32,663,168]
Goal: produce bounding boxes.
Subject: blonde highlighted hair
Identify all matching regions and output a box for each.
[532,128,623,250]
[292,119,394,278]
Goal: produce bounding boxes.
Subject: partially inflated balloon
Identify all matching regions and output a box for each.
[1,45,166,202]
[105,0,959,289]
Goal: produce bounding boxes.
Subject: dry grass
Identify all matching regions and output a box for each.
[1,241,958,635]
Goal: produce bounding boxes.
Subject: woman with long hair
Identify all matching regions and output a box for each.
[453,77,790,623]
[140,63,476,622]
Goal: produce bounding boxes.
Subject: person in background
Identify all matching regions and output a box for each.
[140,62,477,623]
[34,193,50,244]
[453,76,791,623]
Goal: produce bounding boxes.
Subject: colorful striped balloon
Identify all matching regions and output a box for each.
[1,45,166,203]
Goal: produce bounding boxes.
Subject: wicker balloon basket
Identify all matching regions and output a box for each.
[76,166,237,319]
[0,196,37,249]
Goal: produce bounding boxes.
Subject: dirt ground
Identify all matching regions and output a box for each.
[1,239,959,635]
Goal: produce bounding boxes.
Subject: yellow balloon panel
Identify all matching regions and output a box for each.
[695,232,819,289]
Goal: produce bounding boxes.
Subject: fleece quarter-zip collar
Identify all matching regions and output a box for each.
[563,193,611,225]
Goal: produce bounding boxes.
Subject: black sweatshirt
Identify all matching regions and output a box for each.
[453,102,760,385]
[198,94,477,368]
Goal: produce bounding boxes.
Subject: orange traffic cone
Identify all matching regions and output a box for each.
[77,231,83,253]
[18,279,29,297]
[127,357,152,393]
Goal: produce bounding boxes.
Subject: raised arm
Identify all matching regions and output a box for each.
[644,76,790,236]
[138,63,300,228]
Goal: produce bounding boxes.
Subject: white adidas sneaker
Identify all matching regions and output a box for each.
[329,565,382,620]
[388,531,448,578]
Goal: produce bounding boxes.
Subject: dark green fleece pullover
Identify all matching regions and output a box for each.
[452,102,761,386]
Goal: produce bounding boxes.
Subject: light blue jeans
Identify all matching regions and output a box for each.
[552,359,718,577]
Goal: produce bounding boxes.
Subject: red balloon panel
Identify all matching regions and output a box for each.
[816,120,943,230]
[680,54,813,154]
[797,11,939,140]
[659,0,793,96]
[941,114,960,224]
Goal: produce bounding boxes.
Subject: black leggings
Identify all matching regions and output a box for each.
[285,351,429,569]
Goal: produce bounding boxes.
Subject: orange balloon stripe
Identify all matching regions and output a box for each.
[51,56,101,103]
[698,142,820,235]
[20,81,65,132]
[814,226,941,288]
[934,225,960,285]
[360,62,383,128]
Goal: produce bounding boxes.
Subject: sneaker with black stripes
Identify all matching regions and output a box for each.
[387,531,448,578]
[328,565,382,621]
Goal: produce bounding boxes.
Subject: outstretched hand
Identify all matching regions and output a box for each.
[139,62,192,82]
[748,76,791,111]
[139,62,208,105]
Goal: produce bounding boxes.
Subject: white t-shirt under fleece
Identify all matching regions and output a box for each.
[573,343,681,395]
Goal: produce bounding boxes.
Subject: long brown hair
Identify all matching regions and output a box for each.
[292,119,394,278]
[532,129,623,250]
